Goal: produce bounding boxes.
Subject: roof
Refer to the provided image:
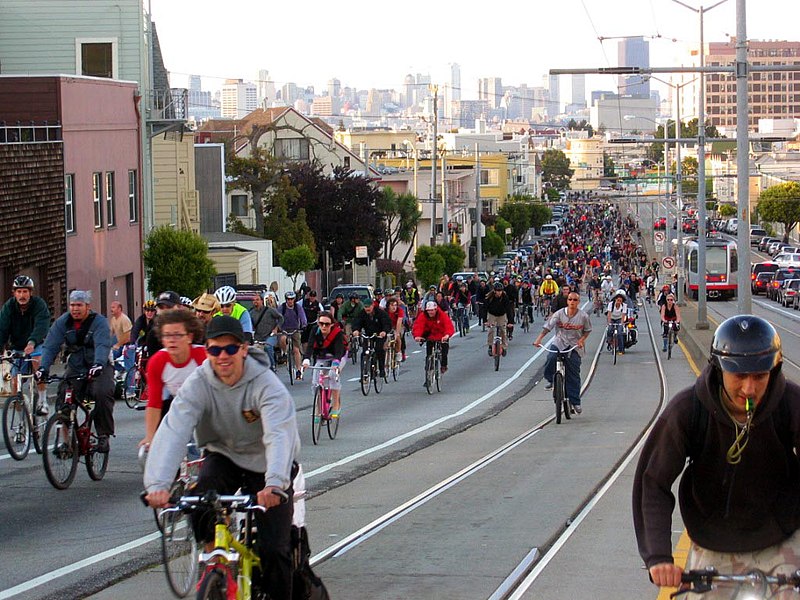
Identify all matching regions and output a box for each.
[203,232,266,244]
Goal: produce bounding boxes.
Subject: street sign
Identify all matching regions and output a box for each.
[655,242,664,253]
[662,256,676,271]
[355,246,368,259]
[654,231,665,243]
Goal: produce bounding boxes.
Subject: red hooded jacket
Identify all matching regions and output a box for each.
[412,306,455,341]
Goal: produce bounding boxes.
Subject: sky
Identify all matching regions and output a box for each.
[151,0,800,103]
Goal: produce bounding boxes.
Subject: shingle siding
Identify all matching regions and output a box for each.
[0,143,67,315]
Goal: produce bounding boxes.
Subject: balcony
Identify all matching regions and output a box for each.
[147,88,188,138]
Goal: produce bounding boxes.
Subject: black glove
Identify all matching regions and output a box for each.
[88,364,104,380]
[34,368,49,383]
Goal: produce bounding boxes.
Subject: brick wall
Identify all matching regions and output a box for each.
[0,143,67,316]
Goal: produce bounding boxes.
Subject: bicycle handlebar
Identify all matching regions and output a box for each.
[540,345,580,354]
[674,567,800,597]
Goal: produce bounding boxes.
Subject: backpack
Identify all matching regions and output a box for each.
[688,386,792,465]
[291,525,330,600]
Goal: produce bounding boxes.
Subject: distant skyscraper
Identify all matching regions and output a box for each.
[281,82,299,106]
[189,74,201,92]
[256,69,276,108]
[618,37,650,97]
[415,73,431,107]
[221,79,257,118]
[547,74,560,116]
[478,77,502,109]
[187,74,218,121]
[403,74,415,108]
[451,63,461,101]
[571,74,586,108]
[326,78,341,115]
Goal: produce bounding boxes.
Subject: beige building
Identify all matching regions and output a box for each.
[152,129,200,232]
[565,134,604,190]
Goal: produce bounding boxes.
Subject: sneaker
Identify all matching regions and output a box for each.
[95,435,110,454]
[544,381,553,390]
[330,409,340,420]
[295,370,302,380]
[502,348,507,357]
[488,347,493,356]
[379,370,386,379]
[662,346,667,352]
[619,351,624,355]
[572,404,582,414]
[440,366,447,374]
[35,395,49,416]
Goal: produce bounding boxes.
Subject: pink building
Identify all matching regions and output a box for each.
[0,75,143,317]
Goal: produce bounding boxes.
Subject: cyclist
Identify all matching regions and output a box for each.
[35,290,114,453]
[633,315,800,593]
[656,284,672,309]
[519,280,534,325]
[645,271,657,304]
[214,286,254,343]
[533,290,592,414]
[351,300,392,379]
[385,297,407,362]
[606,290,629,354]
[538,274,559,315]
[192,293,219,329]
[109,301,134,371]
[300,290,321,351]
[413,300,454,376]
[144,316,300,600]
[600,275,615,304]
[139,309,206,447]
[451,281,471,334]
[551,283,571,314]
[328,292,345,323]
[0,275,51,413]
[339,293,363,338]
[249,292,284,369]
[403,281,419,317]
[659,293,681,352]
[278,291,307,381]
[421,284,438,306]
[481,282,514,357]
[302,313,347,418]
[131,300,157,347]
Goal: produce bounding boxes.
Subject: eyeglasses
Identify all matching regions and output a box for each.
[144,308,156,312]
[220,303,233,308]
[567,298,580,302]
[318,322,332,327]
[206,344,242,357]
[162,333,188,340]
[196,309,211,315]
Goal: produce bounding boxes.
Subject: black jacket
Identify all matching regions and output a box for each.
[633,364,800,568]
[352,307,392,336]
[481,292,514,321]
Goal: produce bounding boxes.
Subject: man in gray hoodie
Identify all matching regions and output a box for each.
[144,315,300,599]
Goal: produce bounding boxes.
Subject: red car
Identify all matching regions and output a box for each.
[653,217,666,230]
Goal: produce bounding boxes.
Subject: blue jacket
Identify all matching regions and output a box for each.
[40,311,113,373]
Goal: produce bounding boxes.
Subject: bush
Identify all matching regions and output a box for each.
[142,226,216,297]
[414,246,446,288]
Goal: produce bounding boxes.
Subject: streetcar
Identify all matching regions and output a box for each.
[684,237,738,300]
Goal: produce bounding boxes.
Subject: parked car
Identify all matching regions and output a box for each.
[235,284,268,311]
[778,279,800,307]
[749,227,767,245]
[540,223,561,237]
[725,218,739,234]
[774,252,800,267]
[758,236,781,252]
[325,284,374,308]
[452,271,489,283]
[766,267,800,301]
[682,218,698,234]
[768,240,784,255]
[752,271,774,295]
[751,261,780,281]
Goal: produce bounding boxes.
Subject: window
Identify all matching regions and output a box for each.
[105,172,116,227]
[65,174,76,233]
[230,194,248,217]
[93,172,103,228]
[76,38,117,78]
[480,168,499,186]
[128,170,138,222]
[274,138,310,161]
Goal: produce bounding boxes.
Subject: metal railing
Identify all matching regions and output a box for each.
[148,88,188,121]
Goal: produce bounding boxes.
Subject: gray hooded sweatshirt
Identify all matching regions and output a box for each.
[144,347,300,492]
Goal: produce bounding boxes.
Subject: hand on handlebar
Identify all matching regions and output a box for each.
[648,562,684,588]
[145,489,172,509]
[257,486,288,509]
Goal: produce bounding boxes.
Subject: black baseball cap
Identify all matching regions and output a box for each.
[156,290,180,307]
[206,315,246,343]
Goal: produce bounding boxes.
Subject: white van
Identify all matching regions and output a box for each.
[540,223,561,238]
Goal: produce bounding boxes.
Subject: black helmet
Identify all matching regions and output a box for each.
[12,275,34,289]
[493,281,504,291]
[710,315,782,374]
[349,292,360,300]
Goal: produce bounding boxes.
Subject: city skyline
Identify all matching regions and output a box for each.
[153,0,800,104]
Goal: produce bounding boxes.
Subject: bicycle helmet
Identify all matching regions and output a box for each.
[334,293,344,299]
[374,289,383,296]
[179,296,193,307]
[349,292,360,300]
[545,274,553,280]
[394,286,402,293]
[493,282,504,290]
[455,276,464,283]
[285,291,296,300]
[406,280,414,288]
[710,315,782,374]
[143,300,157,310]
[12,275,34,289]
[214,286,237,305]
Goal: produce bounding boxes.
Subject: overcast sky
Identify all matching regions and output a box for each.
[151,0,800,102]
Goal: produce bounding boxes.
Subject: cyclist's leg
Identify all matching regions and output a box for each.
[189,452,243,545]
[89,366,116,440]
[440,341,449,368]
[498,315,508,350]
[376,343,386,377]
[486,315,497,349]
[292,332,303,375]
[564,351,582,406]
[543,345,557,385]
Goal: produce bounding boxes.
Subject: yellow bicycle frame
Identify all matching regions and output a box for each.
[202,519,262,600]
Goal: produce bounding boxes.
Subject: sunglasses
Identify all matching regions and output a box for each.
[318,321,332,327]
[144,308,156,312]
[567,298,580,301]
[196,309,212,315]
[206,344,242,357]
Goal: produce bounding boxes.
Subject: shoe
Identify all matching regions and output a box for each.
[572,404,583,414]
[662,346,667,352]
[464,327,470,334]
[488,347,493,356]
[440,366,447,374]
[402,353,407,362]
[95,435,110,454]
[502,348,507,357]
[35,395,49,416]
[619,351,624,355]
[295,370,302,380]
[544,381,553,390]
[330,409,340,420]
[379,370,386,379]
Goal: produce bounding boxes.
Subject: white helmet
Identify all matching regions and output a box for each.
[614,289,627,299]
[179,296,193,307]
[545,274,553,280]
[214,285,236,304]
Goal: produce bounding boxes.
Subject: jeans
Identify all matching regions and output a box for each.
[607,322,625,351]
[263,335,278,370]
[543,345,583,405]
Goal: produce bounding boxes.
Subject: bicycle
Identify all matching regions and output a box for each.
[675,567,800,598]
[592,289,603,316]
[347,331,359,365]
[541,345,579,424]
[607,322,625,365]
[308,365,339,444]
[520,304,532,333]
[357,334,384,396]
[487,324,504,372]
[1,351,47,460]
[455,303,469,337]
[279,329,302,386]
[42,373,109,489]
[420,339,443,395]
[157,490,286,600]
[385,331,401,381]
[114,345,146,409]
[664,320,679,360]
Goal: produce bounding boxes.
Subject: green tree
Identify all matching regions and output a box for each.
[482,228,505,258]
[544,187,560,201]
[142,226,216,297]
[717,204,736,218]
[498,197,534,247]
[540,149,574,190]
[495,216,512,246]
[226,146,283,234]
[757,182,800,242]
[376,186,422,261]
[603,152,616,177]
[435,243,466,275]
[414,245,446,288]
[529,203,553,231]
[279,245,316,291]
[263,196,317,265]
[647,119,723,164]
[681,156,699,199]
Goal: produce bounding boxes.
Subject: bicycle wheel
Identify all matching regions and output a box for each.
[3,395,31,460]
[349,338,358,365]
[667,329,674,360]
[43,414,79,490]
[424,356,434,395]
[286,344,294,386]
[124,368,140,408]
[161,508,200,598]
[391,347,399,381]
[386,346,396,382]
[360,353,371,396]
[196,566,228,600]
[613,335,618,365]
[434,355,441,393]
[154,479,186,534]
[494,342,501,372]
[374,361,384,394]
[554,371,565,424]
[86,421,109,481]
[311,387,324,445]
[326,393,339,440]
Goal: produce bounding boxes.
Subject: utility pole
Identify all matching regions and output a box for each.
[735,0,752,313]
[430,85,439,246]
[442,149,448,242]
[676,90,685,305]
[475,143,482,270]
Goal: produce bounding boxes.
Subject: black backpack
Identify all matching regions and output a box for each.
[292,525,330,600]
